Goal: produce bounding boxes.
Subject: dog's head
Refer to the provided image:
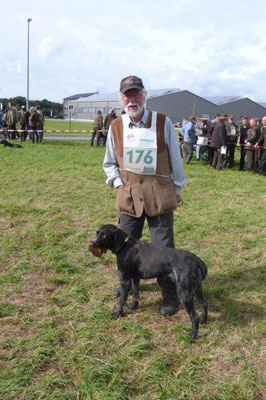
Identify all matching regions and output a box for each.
[88,224,128,257]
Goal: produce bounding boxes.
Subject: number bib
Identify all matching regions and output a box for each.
[123,111,157,175]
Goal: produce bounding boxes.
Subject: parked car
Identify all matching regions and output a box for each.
[54,115,64,119]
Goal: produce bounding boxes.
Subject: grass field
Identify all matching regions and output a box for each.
[0,140,265,400]
[44,120,93,136]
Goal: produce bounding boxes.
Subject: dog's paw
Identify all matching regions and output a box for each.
[111,311,123,319]
[128,301,139,310]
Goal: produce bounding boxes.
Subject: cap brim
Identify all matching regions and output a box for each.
[120,84,144,94]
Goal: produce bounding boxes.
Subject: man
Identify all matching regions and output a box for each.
[239,117,249,170]
[256,116,266,175]
[195,118,209,161]
[36,105,45,142]
[91,110,103,146]
[7,102,18,139]
[210,114,227,170]
[103,109,117,146]
[180,115,196,163]
[103,75,186,317]
[225,114,239,168]
[246,118,261,171]
[28,107,40,143]
[18,106,27,141]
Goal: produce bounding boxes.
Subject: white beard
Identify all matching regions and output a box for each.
[124,104,144,118]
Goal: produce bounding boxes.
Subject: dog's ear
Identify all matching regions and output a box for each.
[113,228,128,253]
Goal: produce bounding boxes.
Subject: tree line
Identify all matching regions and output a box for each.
[0,96,63,117]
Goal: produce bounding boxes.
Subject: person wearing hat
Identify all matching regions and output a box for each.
[225,114,239,168]
[103,75,186,317]
[239,117,249,170]
[103,109,117,146]
[210,114,228,169]
[36,105,45,142]
[91,110,103,147]
[256,116,266,175]
[29,106,40,143]
[245,118,261,171]
[18,105,28,141]
[7,102,18,139]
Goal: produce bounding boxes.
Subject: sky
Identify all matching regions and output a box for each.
[1,0,266,103]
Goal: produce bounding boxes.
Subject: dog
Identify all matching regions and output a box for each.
[0,139,23,148]
[89,224,208,339]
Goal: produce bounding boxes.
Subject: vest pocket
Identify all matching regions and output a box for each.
[151,177,177,214]
[115,185,135,215]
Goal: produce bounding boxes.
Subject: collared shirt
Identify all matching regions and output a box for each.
[103,108,186,194]
[180,121,196,143]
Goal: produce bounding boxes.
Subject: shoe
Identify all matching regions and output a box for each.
[160,304,178,317]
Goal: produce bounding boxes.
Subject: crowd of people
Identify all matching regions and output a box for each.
[0,102,45,143]
[180,114,266,175]
[91,109,118,146]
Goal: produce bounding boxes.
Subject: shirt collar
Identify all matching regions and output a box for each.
[124,108,149,128]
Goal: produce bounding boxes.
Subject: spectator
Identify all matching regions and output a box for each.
[91,110,103,147]
[7,102,18,139]
[210,114,227,170]
[18,105,28,142]
[103,109,117,145]
[36,105,45,142]
[246,118,261,171]
[195,118,209,161]
[207,114,220,166]
[239,117,249,171]
[28,107,40,143]
[257,116,266,175]
[180,115,197,163]
[226,114,239,168]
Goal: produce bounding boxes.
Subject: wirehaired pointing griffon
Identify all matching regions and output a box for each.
[89,224,208,339]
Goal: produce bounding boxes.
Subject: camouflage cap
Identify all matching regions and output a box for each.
[120,76,145,94]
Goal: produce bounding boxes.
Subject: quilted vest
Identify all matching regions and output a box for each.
[111,111,178,217]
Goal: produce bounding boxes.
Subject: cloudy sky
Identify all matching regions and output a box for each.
[1,0,266,103]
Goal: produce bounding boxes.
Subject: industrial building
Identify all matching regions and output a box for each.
[63,89,265,123]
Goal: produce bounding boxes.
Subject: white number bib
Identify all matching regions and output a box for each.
[123,111,157,175]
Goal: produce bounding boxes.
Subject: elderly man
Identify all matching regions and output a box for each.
[210,114,228,170]
[256,116,266,175]
[226,114,239,168]
[103,75,186,316]
[246,118,261,171]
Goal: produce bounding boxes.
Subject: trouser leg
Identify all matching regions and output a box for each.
[91,129,97,146]
[119,212,145,239]
[183,143,193,163]
[239,147,246,170]
[227,145,235,168]
[246,150,254,170]
[147,212,179,308]
[208,146,214,165]
[260,149,266,175]
[212,148,218,168]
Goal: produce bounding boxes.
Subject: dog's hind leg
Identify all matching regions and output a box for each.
[195,283,208,324]
[179,291,200,339]
[128,276,140,310]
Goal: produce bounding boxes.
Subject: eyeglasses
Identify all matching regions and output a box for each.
[121,91,144,100]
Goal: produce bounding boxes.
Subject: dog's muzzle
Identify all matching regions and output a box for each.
[88,240,107,257]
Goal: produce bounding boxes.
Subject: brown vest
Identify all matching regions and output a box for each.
[111,111,178,217]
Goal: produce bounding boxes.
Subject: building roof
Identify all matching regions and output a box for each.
[203,96,243,105]
[63,92,97,101]
[258,102,266,109]
[70,88,181,103]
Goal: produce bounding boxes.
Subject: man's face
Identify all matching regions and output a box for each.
[262,118,266,127]
[120,89,146,118]
[250,119,256,127]
[242,118,248,126]
[229,118,234,124]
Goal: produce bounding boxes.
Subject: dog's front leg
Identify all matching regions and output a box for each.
[128,276,140,310]
[112,279,131,319]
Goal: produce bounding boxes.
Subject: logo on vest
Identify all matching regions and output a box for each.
[126,133,136,142]
[140,138,153,143]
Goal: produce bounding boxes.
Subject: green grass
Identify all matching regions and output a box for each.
[0,141,265,399]
[44,120,93,136]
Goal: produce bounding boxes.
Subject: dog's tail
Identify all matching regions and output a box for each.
[197,258,207,280]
